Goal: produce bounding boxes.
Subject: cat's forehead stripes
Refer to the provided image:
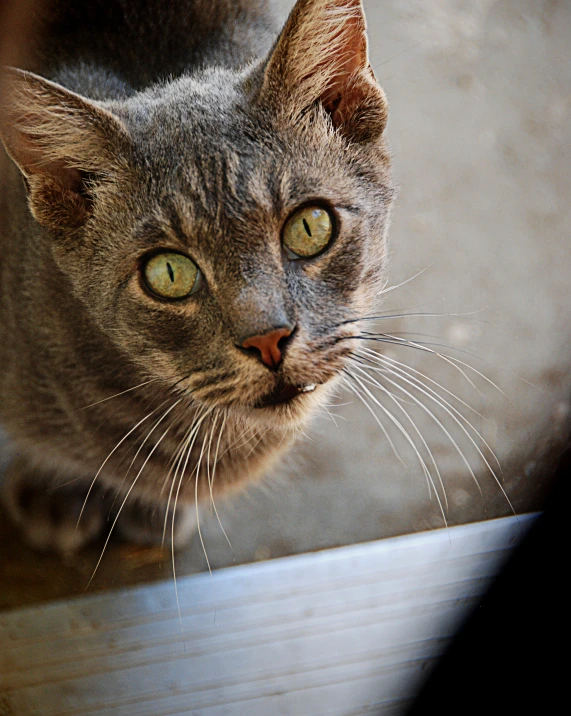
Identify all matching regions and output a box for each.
[133,218,183,251]
[162,197,188,245]
[136,195,211,250]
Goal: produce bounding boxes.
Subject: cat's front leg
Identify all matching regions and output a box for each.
[1,456,107,554]
[112,496,197,549]
[1,456,198,553]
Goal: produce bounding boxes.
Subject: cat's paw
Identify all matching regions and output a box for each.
[114,498,197,549]
[1,460,106,554]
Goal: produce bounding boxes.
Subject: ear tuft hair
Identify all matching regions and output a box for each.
[0,68,129,230]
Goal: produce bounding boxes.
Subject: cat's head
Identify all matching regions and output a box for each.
[0,0,393,429]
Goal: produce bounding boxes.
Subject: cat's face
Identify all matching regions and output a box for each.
[0,0,393,429]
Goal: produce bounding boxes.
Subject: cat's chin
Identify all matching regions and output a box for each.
[253,382,318,410]
[240,380,337,429]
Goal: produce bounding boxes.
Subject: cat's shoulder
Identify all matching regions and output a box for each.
[34,0,277,96]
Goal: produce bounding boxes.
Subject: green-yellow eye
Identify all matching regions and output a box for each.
[283,205,334,258]
[143,252,200,299]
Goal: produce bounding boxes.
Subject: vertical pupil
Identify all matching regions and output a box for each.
[302,218,312,237]
[166,262,175,283]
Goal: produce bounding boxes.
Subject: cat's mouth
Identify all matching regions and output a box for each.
[253,382,317,409]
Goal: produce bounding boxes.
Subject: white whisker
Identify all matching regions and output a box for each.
[381,334,484,397]
[358,346,485,418]
[108,398,182,514]
[162,405,210,546]
[244,426,269,459]
[205,411,220,507]
[76,408,158,532]
[376,263,435,297]
[343,373,406,469]
[359,348,501,471]
[77,379,156,410]
[222,421,258,455]
[381,332,530,443]
[350,363,447,509]
[370,359,513,512]
[159,428,193,500]
[353,362,483,501]
[187,411,217,577]
[345,370,447,524]
[319,404,341,426]
[170,406,213,628]
[85,425,171,590]
[209,410,233,553]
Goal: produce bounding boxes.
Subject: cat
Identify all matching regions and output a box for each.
[0,0,393,554]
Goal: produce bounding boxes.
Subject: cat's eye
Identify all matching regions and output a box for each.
[283,205,335,258]
[143,252,201,299]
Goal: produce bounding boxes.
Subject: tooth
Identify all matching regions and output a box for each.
[302,384,317,393]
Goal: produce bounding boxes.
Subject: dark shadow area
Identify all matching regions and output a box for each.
[405,444,569,714]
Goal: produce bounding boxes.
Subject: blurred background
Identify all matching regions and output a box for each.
[1,0,570,609]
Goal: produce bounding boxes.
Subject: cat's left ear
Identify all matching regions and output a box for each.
[0,67,130,230]
[256,0,387,142]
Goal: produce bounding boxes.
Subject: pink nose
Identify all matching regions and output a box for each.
[241,327,293,369]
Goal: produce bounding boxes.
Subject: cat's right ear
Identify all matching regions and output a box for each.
[0,68,129,230]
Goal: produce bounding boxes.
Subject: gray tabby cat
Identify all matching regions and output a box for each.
[0,0,393,553]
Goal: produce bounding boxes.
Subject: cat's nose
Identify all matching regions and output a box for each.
[241,326,295,370]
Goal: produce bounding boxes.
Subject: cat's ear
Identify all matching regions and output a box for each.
[257,0,387,142]
[0,68,129,230]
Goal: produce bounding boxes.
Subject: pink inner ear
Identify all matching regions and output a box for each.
[39,159,85,194]
[318,15,369,125]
